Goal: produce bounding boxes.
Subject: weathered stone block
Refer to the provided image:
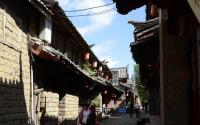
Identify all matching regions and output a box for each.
[0,27,3,36]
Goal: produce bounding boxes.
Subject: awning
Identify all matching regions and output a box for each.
[31,37,107,88]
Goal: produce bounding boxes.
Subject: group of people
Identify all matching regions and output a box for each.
[77,104,96,125]
[128,101,142,118]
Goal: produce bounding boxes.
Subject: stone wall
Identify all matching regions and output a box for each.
[41,91,59,125]
[0,1,83,125]
[59,94,79,125]
[0,1,31,124]
[0,2,3,40]
[42,92,59,116]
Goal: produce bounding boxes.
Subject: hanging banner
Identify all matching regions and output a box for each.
[187,0,200,23]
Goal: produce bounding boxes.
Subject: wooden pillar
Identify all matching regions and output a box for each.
[148,88,159,115]
[194,28,200,125]
[159,9,190,125]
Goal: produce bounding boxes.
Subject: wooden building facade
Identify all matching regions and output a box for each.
[113,0,200,125]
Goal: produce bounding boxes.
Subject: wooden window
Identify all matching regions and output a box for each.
[6,1,28,33]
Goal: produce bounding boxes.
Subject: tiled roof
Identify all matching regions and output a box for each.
[31,38,107,86]
[40,0,111,75]
[128,17,159,33]
[129,17,159,42]
[35,0,50,11]
[129,18,159,64]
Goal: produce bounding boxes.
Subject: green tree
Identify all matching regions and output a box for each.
[91,95,101,107]
[134,64,148,104]
[82,61,97,77]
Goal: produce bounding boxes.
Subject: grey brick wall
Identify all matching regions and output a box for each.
[59,94,79,125]
[0,2,82,125]
[42,91,59,117]
[40,91,59,125]
[0,2,31,125]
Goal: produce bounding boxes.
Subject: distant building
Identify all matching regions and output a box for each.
[110,67,129,85]
[111,70,118,86]
[110,67,135,106]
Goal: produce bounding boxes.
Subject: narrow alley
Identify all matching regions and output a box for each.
[0,0,199,125]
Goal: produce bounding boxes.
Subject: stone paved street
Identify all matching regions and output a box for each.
[99,112,160,125]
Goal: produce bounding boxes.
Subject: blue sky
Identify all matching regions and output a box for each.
[58,0,146,77]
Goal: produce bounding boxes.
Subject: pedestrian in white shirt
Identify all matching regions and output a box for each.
[77,104,91,125]
[135,103,141,118]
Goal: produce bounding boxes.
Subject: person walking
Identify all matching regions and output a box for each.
[77,104,91,125]
[135,103,141,118]
[89,105,96,125]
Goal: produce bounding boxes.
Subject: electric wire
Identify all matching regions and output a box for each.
[64,2,114,12]
[67,8,116,17]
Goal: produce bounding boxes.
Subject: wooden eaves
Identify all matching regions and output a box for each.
[31,39,107,87]
[40,0,111,76]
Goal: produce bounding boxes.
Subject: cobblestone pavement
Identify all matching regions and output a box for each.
[98,112,160,125]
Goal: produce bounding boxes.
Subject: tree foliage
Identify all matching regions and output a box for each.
[91,95,101,107]
[82,61,97,77]
[134,64,148,104]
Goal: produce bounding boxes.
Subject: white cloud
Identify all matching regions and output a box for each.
[58,0,115,36]
[92,40,113,55]
[91,41,119,68]
[58,0,118,67]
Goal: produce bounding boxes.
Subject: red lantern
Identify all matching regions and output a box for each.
[93,61,97,68]
[84,52,90,60]
[104,90,108,94]
[99,66,102,71]
[150,4,158,17]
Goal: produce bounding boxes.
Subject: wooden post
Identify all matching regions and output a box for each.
[159,9,190,125]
